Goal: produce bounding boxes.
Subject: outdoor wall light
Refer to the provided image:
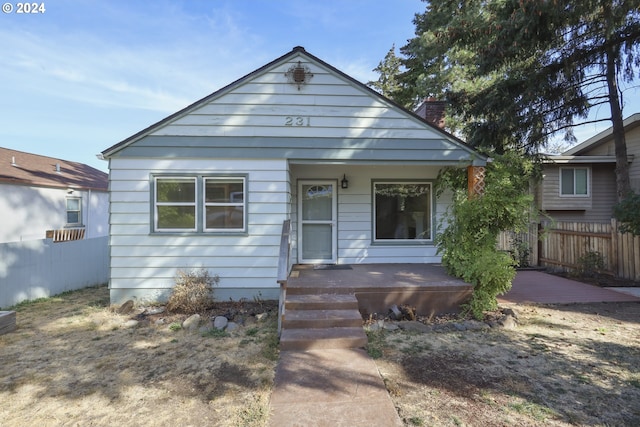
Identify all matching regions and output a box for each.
[341,174,349,189]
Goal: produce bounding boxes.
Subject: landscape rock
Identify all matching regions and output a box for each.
[383,322,400,331]
[365,320,384,332]
[117,300,135,315]
[389,305,403,320]
[398,321,431,333]
[226,322,240,333]
[123,319,139,329]
[499,314,518,329]
[502,307,519,320]
[146,307,165,315]
[453,322,467,331]
[182,314,201,331]
[462,320,491,331]
[432,323,458,333]
[213,316,229,330]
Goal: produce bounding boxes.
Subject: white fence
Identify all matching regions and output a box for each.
[0,236,108,309]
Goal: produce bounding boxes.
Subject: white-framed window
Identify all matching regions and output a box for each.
[204,177,245,232]
[66,197,82,226]
[154,177,197,231]
[373,181,432,242]
[152,175,246,233]
[560,167,589,196]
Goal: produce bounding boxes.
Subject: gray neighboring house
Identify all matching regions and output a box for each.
[537,113,639,222]
[101,47,487,304]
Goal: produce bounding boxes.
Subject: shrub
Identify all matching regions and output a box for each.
[575,251,605,278]
[166,268,219,314]
[613,192,640,236]
[435,152,536,319]
[508,235,531,268]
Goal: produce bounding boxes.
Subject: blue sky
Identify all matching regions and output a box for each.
[1,0,638,172]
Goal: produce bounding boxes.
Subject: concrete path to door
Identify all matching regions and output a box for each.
[500,270,640,304]
[268,348,403,427]
[268,269,639,427]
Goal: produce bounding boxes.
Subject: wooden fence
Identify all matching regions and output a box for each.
[46,227,85,243]
[498,219,640,282]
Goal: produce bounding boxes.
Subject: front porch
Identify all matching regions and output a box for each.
[278,263,472,350]
[287,263,472,318]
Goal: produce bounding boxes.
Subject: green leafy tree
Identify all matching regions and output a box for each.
[435,153,536,318]
[398,0,640,201]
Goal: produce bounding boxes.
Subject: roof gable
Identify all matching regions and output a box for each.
[102,47,485,164]
[0,147,108,191]
[564,113,640,156]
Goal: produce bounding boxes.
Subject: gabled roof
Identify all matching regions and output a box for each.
[0,147,108,191]
[563,113,640,156]
[102,46,485,163]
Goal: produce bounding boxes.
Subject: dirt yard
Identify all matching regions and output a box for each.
[0,286,278,427]
[371,301,640,426]
[2,285,639,426]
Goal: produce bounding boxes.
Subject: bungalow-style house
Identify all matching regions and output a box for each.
[101,47,487,304]
[537,113,639,222]
[0,147,109,243]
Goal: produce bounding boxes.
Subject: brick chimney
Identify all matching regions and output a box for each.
[415,97,446,129]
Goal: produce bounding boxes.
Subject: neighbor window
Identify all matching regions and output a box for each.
[373,181,432,241]
[560,168,588,196]
[153,175,246,233]
[66,197,82,225]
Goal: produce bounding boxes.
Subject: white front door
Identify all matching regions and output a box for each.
[298,180,337,264]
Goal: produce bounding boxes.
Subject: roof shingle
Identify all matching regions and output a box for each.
[0,147,108,191]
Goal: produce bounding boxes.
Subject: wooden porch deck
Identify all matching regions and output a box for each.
[287,263,473,317]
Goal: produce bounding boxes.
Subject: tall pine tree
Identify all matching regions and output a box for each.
[367,45,403,100]
[397,0,640,200]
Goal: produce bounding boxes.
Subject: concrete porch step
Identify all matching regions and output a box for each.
[283,309,363,329]
[279,327,368,351]
[285,293,359,310]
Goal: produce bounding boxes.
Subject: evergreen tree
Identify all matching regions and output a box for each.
[367,45,404,101]
[397,0,640,200]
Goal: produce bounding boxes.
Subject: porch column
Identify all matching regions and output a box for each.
[467,165,485,198]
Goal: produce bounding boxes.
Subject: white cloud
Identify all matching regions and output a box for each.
[0,2,274,115]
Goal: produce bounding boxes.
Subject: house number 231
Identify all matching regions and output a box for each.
[284,116,310,126]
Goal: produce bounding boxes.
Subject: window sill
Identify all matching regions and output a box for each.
[150,231,249,237]
[372,240,434,246]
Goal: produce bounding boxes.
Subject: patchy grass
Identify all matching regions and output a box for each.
[0,285,278,427]
[374,302,640,426]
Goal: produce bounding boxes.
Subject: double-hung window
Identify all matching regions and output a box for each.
[373,181,432,242]
[154,177,197,231]
[153,175,246,233]
[560,168,588,196]
[66,197,82,226]
[204,177,245,231]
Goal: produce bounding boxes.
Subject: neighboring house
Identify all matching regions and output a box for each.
[101,46,487,304]
[537,113,639,222]
[0,147,109,243]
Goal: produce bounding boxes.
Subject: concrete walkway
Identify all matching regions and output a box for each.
[268,349,403,427]
[268,270,639,426]
[499,271,640,304]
